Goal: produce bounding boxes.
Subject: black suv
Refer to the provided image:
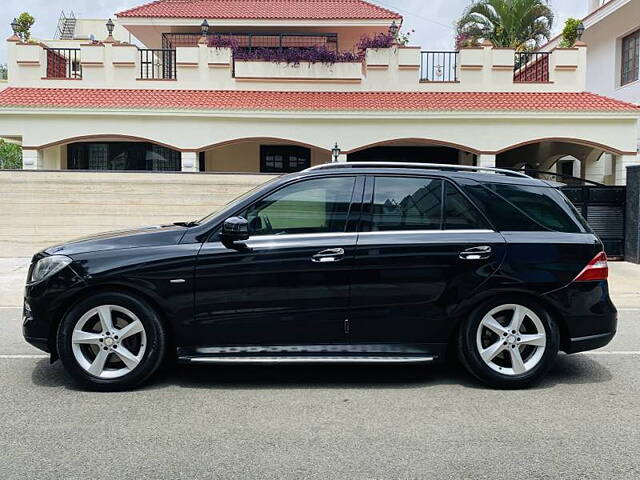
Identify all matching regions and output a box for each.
[23,163,616,390]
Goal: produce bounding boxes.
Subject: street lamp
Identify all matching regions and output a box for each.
[331,143,341,162]
[106,18,115,37]
[389,21,399,38]
[11,18,19,35]
[576,22,585,40]
[201,19,210,37]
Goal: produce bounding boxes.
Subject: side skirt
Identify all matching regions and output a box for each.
[178,355,437,364]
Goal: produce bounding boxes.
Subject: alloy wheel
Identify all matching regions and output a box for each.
[475,303,547,376]
[71,305,147,379]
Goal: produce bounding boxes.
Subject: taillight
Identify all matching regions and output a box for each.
[573,252,608,282]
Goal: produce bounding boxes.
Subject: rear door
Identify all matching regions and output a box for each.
[348,175,506,349]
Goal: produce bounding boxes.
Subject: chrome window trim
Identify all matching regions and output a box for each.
[245,229,496,242]
[359,229,495,235]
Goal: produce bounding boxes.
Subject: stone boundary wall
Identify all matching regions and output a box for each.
[0,170,276,257]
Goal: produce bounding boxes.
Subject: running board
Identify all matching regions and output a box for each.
[179,355,436,364]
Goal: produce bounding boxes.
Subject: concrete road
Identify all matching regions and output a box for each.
[0,307,639,480]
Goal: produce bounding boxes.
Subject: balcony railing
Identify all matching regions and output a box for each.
[420,51,458,82]
[162,32,339,52]
[139,49,177,80]
[45,48,82,79]
[514,52,550,82]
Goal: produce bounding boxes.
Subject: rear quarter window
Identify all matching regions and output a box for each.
[461,182,588,233]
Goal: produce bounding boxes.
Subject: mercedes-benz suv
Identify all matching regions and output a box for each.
[23,163,616,390]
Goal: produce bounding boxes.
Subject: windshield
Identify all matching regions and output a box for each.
[198,177,280,224]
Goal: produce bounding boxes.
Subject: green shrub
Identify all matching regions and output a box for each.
[0,140,22,169]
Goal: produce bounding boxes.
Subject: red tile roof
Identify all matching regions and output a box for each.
[0,88,638,113]
[116,0,401,20]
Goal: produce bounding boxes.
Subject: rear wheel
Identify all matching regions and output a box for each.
[57,292,167,391]
[457,299,559,389]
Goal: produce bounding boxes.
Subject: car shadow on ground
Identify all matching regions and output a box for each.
[30,353,612,392]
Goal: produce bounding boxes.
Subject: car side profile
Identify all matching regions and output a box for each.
[23,162,616,391]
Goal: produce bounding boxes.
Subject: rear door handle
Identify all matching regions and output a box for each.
[459,245,492,260]
[312,248,345,263]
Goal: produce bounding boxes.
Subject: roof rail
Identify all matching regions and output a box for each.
[304,162,531,178]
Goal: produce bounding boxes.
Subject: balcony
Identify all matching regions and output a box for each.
[9,39,586,93]
[45,48,82,80]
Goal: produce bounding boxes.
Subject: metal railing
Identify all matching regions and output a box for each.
[139,49,177,80]
[162,32,339,52]
[420,51,458,82]
[514,52,550,82]
[45,48,82,79]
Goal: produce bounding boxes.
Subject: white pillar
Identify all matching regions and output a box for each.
[181,151,198,172]
[336,153,348,163]
[22,149,43,170]
[584,153,608,185]
[477,154,496,169]
[614,154,640,186]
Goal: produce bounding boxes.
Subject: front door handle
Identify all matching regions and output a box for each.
[312,248,345,263]
[459,245,492,260]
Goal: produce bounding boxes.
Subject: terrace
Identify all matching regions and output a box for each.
[6,33,587,93]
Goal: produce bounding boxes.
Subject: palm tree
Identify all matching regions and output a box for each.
[456,0,554,51]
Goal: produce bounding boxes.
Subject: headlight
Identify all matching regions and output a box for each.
[29,255,72,285]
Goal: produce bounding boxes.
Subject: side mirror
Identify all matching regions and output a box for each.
[220,216,250,248]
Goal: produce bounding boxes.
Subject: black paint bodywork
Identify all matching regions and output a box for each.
[23,168,617,362]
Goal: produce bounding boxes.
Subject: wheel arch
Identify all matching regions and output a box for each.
[48,283,177,361]
[447,290,570,353]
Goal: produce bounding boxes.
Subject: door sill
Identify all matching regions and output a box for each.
[178,355,437,364]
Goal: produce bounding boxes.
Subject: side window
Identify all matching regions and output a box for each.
[460,184,541,232]
[488,184,584,233]
[444,182,490,230]
[370,177,442,231]
[244,177,355,236]
[460,183,586,233]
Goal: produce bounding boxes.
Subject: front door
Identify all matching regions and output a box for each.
[194,175,362,349]
[348,175,506,352]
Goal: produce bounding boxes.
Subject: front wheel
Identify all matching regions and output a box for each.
[57,292,168,391]
[457,299,560,389]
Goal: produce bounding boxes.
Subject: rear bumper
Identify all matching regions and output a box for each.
[544,280,617,354]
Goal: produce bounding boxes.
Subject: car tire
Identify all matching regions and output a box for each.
[57,292,167,391]
[457,297,560,389]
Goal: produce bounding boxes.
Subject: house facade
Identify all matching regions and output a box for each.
[0,0,639,185]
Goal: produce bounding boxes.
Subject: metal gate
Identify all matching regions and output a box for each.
[561,186,626,258]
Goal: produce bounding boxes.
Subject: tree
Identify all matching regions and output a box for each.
[559,18,581,48]
[14,12,35,42]
[456,0,554,51]
[0,140,22,169]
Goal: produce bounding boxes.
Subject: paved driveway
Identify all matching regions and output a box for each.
[1,305,639,479]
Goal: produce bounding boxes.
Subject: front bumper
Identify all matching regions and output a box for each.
[22,263,88,356]
[544,280,617,354]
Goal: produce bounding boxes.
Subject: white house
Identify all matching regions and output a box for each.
[542,0,640,183]
[0,0,638,184]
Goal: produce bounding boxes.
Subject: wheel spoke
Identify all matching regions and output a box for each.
[508,305,526,332]
[117,320,144,340]
[480,339,505,363]
[114,346,141,370]
[97,305,114,334]
[519,333,546,347]
[509,347,527,374]
[481,315,507,336]
[87,349,110,376]
[72,330,102,345]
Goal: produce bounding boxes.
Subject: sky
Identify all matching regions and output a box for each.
[0,0,587,64]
